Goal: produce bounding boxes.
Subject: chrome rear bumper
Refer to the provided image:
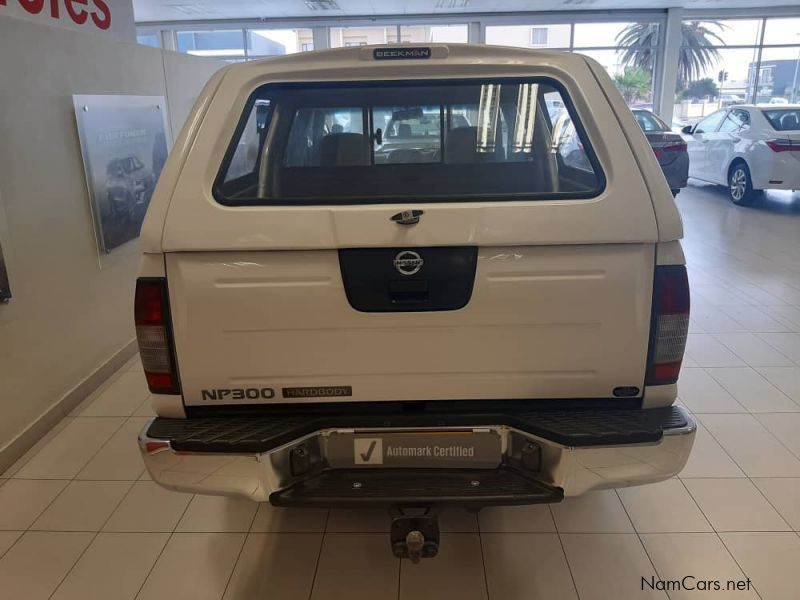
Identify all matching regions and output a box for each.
[139,408,695,503]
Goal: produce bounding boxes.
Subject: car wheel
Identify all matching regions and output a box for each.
[728,162,759,206]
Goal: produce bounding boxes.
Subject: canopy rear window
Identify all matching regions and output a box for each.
[215,78,605,205]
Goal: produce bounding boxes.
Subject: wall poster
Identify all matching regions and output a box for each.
[73,95,170,255]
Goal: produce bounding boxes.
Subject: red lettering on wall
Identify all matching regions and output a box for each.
[18,0,46,14]
[90,0,110,30]
[1,0,112,31]
[64,0,87,24]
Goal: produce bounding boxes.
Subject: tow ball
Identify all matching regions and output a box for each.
[390,507,440,563]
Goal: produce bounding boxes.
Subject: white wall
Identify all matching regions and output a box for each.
[0,0,135,41]
[0,16,222,463]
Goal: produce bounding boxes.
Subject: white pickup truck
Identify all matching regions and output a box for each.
[136,44,694,561]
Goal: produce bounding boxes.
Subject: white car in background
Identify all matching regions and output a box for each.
[682,105,800,205]
[720,94,744,106]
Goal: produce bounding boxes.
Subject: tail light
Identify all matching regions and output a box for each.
[134,278,181,394]
[664,140,687,153]
[766,139,797,153]
[646,265,690,385]
[653,141,686,159]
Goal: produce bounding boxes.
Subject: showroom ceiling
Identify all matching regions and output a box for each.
[133,0,786,23]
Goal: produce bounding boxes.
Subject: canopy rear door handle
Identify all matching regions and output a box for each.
[391,210,424,225]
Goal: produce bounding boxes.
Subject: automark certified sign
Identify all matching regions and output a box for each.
[354,438,383,465]
[327,432,502,469]
[393,250,423,276]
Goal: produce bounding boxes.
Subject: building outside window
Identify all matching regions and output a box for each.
[143,28,312,60]
[176,30,245,59]
[330,26,397,48]
[485,24,570,49]
[753,50,800,103]
[530,27,548,46]
[136,34,160,48]
[400,24,468,43]
[247,29,313,57]
[752,18,800,103]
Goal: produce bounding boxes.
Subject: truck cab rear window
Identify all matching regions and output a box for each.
[215,78,604,204]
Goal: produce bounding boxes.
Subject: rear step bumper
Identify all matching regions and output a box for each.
[271,468,563,508]
[139,406,695,505]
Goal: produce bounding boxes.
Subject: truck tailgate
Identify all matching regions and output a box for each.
[167,243,654,406]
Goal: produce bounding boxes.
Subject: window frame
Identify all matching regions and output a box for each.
[212,77,607,207]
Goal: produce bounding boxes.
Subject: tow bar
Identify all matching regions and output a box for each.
[390,507,440,563]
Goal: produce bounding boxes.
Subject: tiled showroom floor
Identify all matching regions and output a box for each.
[2,183,800,600]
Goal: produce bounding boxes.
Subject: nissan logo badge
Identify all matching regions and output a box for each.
[393,250,424,276]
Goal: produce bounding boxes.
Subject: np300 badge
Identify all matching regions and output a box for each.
[201,388,274,401]
[393,250,423,276]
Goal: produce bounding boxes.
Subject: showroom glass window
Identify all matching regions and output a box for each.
[161,28,313,60]
[215,79,604,204]
[573,21,660,109]
[674,17,800,125]
[485,20,660,107]
[674,18,761,126]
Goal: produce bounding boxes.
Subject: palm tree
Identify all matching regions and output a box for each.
[614,67,652,103]
[616,21,727,90]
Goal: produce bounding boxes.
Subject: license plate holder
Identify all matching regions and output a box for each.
[326,430,502,469]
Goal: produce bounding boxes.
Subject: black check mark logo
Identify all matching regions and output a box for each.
[360,440,378,462]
